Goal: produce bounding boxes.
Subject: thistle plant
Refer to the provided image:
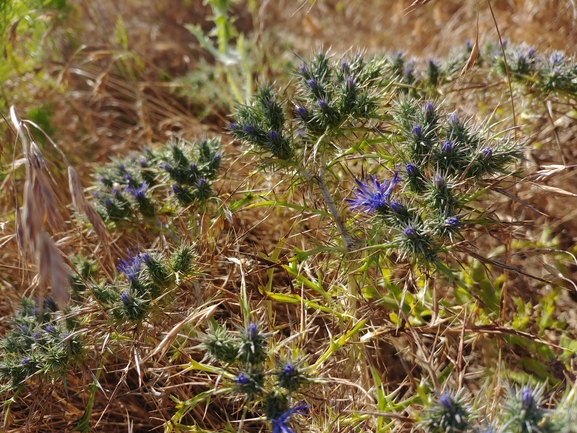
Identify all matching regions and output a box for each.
[0,297,83,391]
[92,137,222,222]
[231,51,523,270]
[419,386,565,433]
[95,245,198,322]
[500,386,558,433]
[230,52,387,248]
[347,98,523,266]
[379,42,577,100]
[174,321,311,432]
[421,392,472,433]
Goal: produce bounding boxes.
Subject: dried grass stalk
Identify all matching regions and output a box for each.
[38,231,70,309]
[68,166,109,245]
[29,141,47,171]
[22,179,42,254]
[35,172,64,232]
[68,166,86,213]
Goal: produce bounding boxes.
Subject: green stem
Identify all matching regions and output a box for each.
[300,167,354,249]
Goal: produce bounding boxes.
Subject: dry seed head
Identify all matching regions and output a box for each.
[68,166,109,245]
[35,172,64,232]
[37,231,70,309]
[22,179,42,254]
[85,205,109,246]
[29,141,47,172]
[68,166,86,213]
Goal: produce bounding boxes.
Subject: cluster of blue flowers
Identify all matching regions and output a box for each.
[421,387,562,433]
[390,42,577,99]
[0,297,83,390]
[346,99,521,265]
[92,137,222,221]
[201,322,309,432]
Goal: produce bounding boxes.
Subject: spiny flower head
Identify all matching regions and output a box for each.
[421,392,471,433]
[117,248,146,281]
[125,182,148,200]
[347,172,400,214]
[270,404,308,433]
[277,361,306,392]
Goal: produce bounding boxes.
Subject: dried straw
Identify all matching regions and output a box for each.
[68,165,110,246]
[37,231,70,310]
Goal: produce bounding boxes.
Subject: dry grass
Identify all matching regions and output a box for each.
[1,1,577,432]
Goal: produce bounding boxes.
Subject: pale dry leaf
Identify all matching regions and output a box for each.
[461,37,479,76]
[143,303,220,362]
[402,0,435,15]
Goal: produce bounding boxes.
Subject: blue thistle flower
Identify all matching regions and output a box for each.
[449,112,460,125]
[120,292,131,305]
[521,387,534,409]
[345,76,355,89]
[46,325,56,334]
[282,363,296,375]
[247,323,258,339]
[125,182,148,200]
[269,131,279,141]
[550,52,564,65]
[389,200,405,214]
[341,60,349,71]
[307,79,318,90]
[433,174,446,188]
[33,332,41,340]
[441,141,453,153]
[446,216,460,227]
[425,101,436,119]
[162,163,172,172]
[20,325,28,334]
[412,124,423,138]
[117,248,145,281]
[481,148,493,159]
[295,106,308,118]
[21,358,30,365]
[404,226,417,238]
[172,185,182,194]
[243,125,256,134]
[299,64,307,74]
[270,404,308,433]
[236,373,251,385]
[347,172,401,213]
[317,99,329,110]
[138,159,147,168]
[406,163,419,177]
[440,393,454,410]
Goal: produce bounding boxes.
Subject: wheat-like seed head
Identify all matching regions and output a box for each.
[68,166,109,246]
[22,179,42,254]
[34,172,64,233]
[38,231,70,309]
